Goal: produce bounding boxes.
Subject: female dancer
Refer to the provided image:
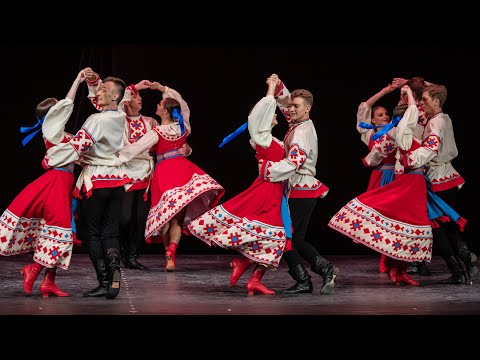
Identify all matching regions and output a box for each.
[0,68,91,296]
[118,81,224,272]
[329,85,431,286]
[188,76,290,295]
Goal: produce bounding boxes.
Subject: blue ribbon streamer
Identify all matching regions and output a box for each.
[281,193,292,239]
[425,177,460,222]
[218,121,248,148]
[380,168,395,187]
[358,115,402,142]
[71,198,78,234]
[20,116,45,147]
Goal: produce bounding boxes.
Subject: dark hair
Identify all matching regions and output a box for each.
[163,97,181,117]
[36,97,58,119]
[392,104,408,117]
[103,76,126,105]
[406,77,425,101]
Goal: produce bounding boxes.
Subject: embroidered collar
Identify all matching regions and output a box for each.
[289,118,311,127]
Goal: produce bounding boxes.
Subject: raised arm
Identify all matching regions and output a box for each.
[67,68,90,100]
[42,68,88,145]
[151,82,191,134]
[85,69,102,110]
[395,85,419,152]
[357,84,395,145]
[248,77,278,148]
[268,73,291,122]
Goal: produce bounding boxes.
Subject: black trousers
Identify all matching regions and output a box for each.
[81,186,125,257]
[120,188,150,258]
[282,198,322,268]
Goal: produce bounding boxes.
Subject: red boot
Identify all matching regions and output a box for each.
[229,256,253,286]
[20,262,44,295]
[385,256,398,284]
[395,262,420,286]
[388,268,398,284]
[245,266,275,295]
[165,242,178,272]
[379,254,388,273]
[39,268,69,297]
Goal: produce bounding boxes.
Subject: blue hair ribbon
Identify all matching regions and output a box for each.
[358,115,402,142]
[20,116,45,147]
[218,121,248,149]
[172,108,185,136]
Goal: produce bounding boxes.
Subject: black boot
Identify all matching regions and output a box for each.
[83,241,109,297]
[124,254,148,270]
[83,259,109,297]
[457,246,479,281]
[417,261,431,276]
[120,248,128,268]
[105,248,121,299]
[123,220,148,270]
[311,255,339,294]
[440,256,467,285]
[284,264,313,294]
[407,262,419,274]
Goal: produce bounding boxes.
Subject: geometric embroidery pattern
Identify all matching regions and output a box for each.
[69,128,95,156]
[285,143,307,170]
[328,198,433,262]
[145,173,224,239]
[127,117,146,144]
[188,205,287,268]
[154,127,188,142]
[430,172,462,186]
[422,134,439,155]
[373,133,396,155]
[0,209,73,269]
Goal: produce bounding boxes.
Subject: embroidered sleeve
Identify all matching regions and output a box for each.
[248,95,276,148]
[403,134,439,169]
[362,133,396,167]
[119,129,159,163]
[42,98,74,145]
[274,81,291,122]
[86,75,102,111]
[262,143,307,182]
[417,103,429,127]
[356,102,374,145]
[395,104,420,151]
[42,118,99,169]
[403,115,444,168]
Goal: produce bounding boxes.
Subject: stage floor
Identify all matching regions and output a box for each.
[1,254,479,315]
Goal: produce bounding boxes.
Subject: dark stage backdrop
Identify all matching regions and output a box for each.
[3,44,479,255]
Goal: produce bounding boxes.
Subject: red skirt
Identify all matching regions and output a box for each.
[0,169,75,269]
[146,156,224,240]
[188,177,287,267]
[328,173,433,262]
